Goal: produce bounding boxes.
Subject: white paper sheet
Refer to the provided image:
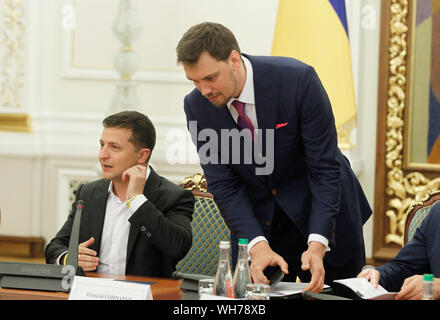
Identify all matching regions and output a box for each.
[270,282,330,297]
[333,278,397,300]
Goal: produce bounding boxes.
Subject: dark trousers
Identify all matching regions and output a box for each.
[264,204,365,285]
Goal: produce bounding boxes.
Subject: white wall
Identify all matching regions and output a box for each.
[0,0,381,258]
[345,0,382,259]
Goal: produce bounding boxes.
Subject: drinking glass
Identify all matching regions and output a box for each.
[198,278,215,299]
[245,283,270,300]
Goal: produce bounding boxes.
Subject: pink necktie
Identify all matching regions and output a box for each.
[232,100,255,141]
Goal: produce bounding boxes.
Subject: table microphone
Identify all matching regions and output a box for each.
[0,200,86,291]
[172,271,213,281]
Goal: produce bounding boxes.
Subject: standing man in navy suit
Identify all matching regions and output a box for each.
[358,202,440,300]
[176,22,372,292]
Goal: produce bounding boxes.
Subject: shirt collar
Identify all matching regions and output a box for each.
[227,55,255,109]
[108,165,151,196]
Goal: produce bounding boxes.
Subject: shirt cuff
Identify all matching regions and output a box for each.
[247,234,330,259]
[56,250,68,265]
[247,236,268,257]
[308,234,331,252]
[126,194,148,213]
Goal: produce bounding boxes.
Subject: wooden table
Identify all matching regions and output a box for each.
[0,272,184,300]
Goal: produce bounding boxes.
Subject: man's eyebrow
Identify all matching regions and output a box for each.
[99,140,119,146]
[202,72,218,80]
[187,72,219,82]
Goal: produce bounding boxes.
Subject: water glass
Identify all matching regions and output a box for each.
[198,278,215,298]
[245,283,270,300]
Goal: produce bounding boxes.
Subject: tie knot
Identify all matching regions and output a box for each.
[232,100,245,115]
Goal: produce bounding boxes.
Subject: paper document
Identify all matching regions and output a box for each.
[334,278,397,300]
[270,282,330,298]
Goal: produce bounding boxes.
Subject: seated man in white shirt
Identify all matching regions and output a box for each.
[45,111,194,278]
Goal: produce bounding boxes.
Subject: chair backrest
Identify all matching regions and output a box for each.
[176,174,231,277]
[404,189,440,245]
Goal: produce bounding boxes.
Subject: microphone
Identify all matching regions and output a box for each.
[172,271,214,281]
[66,200,85,275]
[172,271,214,293]
[0,200,86,291]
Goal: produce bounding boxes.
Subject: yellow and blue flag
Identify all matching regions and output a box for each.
[272,0,356,149]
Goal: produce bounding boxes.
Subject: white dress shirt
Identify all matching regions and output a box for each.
[227,56,330,254]
[97,167,150,274]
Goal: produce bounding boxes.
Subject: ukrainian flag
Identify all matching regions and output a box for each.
[272,0,356,149]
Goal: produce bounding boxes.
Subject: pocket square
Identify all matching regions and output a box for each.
[275,122,288,129]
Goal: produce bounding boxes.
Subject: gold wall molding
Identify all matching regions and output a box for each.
[0,113,31,132]
[383,0,411,246]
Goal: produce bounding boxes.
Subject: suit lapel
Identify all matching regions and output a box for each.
[88,180,110,255]
[246,54,279,186]
[126,167,161,262]
[253,69,279,135]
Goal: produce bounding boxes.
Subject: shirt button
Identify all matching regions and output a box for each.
[146,232,152,238]
[271,189,277,195]
[140,226,146,232]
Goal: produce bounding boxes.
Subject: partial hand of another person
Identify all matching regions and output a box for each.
[77,237,99,271]
[357,265,380,288]
[397,275,440,300]
[396,275,423,300]
[301,241,326,293]
[249,241,289,284]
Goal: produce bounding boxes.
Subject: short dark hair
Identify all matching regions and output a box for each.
[176,22,241,65]
[103,111,156,161]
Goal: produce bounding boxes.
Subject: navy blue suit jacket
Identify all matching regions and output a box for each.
[377,202,440,292]
[184,54,371,266]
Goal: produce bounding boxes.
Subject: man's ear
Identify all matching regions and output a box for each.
[229,50,242,71]
[137,148,151,164]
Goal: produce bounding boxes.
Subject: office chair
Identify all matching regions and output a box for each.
[404,189,440,245]
[176,174,231,277]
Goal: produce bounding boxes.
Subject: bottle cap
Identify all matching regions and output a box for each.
[219,241,230,249]
[238,239,248,245]
[424,274,434,281]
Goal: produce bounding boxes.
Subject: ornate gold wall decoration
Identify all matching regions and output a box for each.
[374,0,440,261]
[0,0,25,109]
[0,0,29,132]
[383,0,410,246]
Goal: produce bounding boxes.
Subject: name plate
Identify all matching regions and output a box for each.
[68,276,153,300]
